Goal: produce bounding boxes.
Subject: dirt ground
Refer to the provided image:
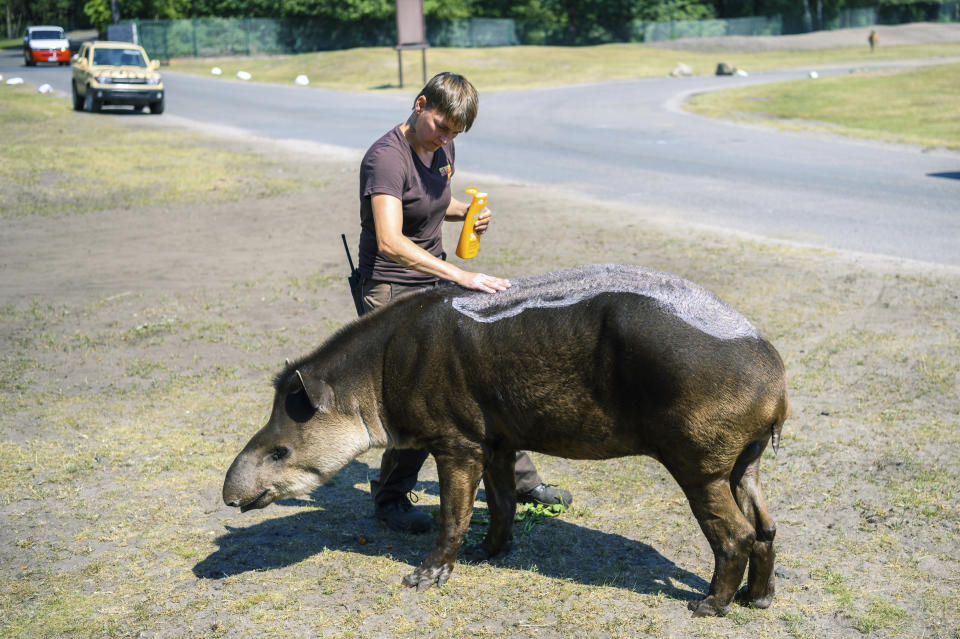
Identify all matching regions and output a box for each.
[2,23,959,639]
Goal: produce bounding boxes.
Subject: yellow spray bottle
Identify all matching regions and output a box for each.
[455,187,487,259]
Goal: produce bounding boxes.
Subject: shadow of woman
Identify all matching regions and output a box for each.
[194,460,707,603]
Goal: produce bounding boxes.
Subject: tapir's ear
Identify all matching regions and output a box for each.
[295,369,336,412]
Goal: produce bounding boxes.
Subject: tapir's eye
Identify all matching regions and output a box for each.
[270,447,289,462]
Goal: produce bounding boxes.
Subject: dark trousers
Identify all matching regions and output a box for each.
[361,277,543,507]
[370,448,543,507]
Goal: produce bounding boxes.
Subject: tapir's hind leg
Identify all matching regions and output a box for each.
[682,478,756,617]
[731,443,777,609]
[464,448,516,562]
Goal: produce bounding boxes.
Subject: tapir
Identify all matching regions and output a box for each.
[223,264,788,616]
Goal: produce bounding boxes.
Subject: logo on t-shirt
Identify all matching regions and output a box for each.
[439,163,453,180]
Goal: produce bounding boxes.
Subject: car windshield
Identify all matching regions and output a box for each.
[31,30,64,40]
[93,48,147,67]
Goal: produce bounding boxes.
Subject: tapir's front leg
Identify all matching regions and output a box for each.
[402,451,483,591]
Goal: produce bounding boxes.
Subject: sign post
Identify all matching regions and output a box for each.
[395,0,428,89]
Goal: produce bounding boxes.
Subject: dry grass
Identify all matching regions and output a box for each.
[0,85,319,218]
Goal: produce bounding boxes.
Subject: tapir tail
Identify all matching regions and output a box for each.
[770,391,788,456]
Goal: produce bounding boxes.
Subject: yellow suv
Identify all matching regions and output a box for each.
[72,41,164,114]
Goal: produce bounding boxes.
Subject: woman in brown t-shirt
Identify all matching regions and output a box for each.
[358,73,509,293]
[356,72,573,534]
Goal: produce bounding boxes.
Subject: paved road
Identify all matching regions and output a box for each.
[3,48,958,266]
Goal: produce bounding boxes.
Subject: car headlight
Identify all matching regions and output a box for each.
[147,76,161,85]
[96,75,113,84]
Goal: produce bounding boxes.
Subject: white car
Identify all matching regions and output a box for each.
[24,25,71,66]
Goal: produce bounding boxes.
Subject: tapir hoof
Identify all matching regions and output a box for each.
[735,585,774,609]
[688,597,730,617]
[401,563,453,591]
[463,540,512,563]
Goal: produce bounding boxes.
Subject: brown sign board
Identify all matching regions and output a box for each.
[395,0,428,87]
[396,0,426,46]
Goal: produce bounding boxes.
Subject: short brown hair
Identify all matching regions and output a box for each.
[415,72,479,132]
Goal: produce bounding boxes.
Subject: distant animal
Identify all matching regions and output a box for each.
[222,264,789,616]
[715,62,736,76]
[869,30,878,52]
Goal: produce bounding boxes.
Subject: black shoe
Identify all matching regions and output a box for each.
[517,483,572,508]
[374,496,431,534]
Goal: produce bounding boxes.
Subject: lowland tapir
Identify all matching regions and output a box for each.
[223,264,788,616]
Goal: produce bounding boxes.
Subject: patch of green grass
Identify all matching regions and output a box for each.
[282,271,340,294]
[166,41,960,92]
[0,578,127,638]
[890,465,959,519]
[779,610,816,639]
[687,62,960,149]
[817,571,911,634]
[854,599,909,634]
[0,85,307,218]
[819,568,854,608]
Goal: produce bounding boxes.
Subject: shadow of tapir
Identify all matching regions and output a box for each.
[222,264,788,616]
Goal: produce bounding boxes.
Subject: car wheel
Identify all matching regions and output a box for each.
[24,51,35,66]
[83,87,101,113]
[72,82,83,111]
[149,96,165,115]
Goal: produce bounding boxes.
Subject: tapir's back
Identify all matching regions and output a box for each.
[380,265,783,462]
[440,264,760,342]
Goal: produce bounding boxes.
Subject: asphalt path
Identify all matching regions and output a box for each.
[3,48,958,267]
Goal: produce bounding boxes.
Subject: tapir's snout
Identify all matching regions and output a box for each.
[223,487,269,511]
[222,449,276,512]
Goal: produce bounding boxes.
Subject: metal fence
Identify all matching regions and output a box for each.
[126,2,958,61]
[131,16,517,61]
[638,15,783,43]
[136,17,391,59]
[637,2,958,43]
[429,17,519,47]
[783,1,959,33]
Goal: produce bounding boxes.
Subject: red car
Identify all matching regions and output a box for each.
[24,25,71,66]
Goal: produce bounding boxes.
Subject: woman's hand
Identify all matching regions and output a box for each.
[458,271,511,293]
[446,198,493,236]
[473,207,492,235]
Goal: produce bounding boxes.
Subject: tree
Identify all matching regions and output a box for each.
[636,0,716,21]
[4,0,87,36]
[83,0,112,29]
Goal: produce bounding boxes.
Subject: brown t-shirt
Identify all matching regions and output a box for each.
[358,125,455,284]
